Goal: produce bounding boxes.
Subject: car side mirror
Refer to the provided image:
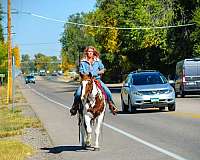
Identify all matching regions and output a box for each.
[168,80,175,84]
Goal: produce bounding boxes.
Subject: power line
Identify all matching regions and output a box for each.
[18,42,60,46]
[19,11,195,30]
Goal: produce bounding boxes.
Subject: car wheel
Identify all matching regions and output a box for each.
[128,97,136,113]
[168,103,176,111]
[121,95,128,112]
[175,92,178,98]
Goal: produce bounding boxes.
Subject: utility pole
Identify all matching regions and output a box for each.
[7,0,12,103]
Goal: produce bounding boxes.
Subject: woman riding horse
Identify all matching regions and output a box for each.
[70,46,118,116]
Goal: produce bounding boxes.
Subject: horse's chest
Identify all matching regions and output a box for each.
[87,94,105,119]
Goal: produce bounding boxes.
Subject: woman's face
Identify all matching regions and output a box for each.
[87,48,94,59]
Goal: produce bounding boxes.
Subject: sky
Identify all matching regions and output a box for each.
[2,0,96,59]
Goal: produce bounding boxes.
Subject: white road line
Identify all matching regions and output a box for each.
[103,123,188,160]
[30,87,188,160]
[31,87,70,109]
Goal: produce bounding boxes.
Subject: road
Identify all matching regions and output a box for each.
[19,76,200,160]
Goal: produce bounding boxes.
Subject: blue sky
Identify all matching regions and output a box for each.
[2,0,96,59]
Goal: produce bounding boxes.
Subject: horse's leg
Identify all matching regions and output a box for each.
[94,110,105,151]
[84,114,92,147]
[79,115,86,148]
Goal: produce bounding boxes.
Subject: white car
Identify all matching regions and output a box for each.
[121,70,175,113]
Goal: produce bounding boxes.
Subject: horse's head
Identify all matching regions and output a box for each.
[81,74,93,101]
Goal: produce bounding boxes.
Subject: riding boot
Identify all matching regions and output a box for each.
[70,98,80,116]
[108,101,118,115]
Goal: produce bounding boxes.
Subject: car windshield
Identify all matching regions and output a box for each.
[132,73,167,85]
[27,76,34,79]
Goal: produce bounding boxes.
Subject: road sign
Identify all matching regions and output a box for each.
[0,74,5,78]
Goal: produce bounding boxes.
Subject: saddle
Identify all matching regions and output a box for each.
[93,79,108,100]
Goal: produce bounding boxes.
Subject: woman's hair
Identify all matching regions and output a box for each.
[84,46,100,57]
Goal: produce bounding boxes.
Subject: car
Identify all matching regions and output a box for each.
[175,58,200,97]
[68,71,79,79]
[25,75,36,84]
[121,70,176,113]
[51,72,58,76]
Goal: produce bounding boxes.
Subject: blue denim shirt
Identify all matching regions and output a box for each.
[79,58,104,79]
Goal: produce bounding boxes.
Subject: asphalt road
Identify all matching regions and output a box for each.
[19,76,200,160]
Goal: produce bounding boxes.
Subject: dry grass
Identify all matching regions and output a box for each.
[0,83,41,159]
[0,140,34,160]
[0,85,7,105]
[0,85,27,105]
[14,85,27,103]
[0,107,42,138]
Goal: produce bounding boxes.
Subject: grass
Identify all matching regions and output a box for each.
[14,85,27,103]
[0,84,42,159]
[0,85,7,105]
[0,107,41,138]
[0,140,34,160]
[0,85,27,105]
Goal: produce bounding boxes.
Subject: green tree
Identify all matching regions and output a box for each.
[21,54,31,74]
[60,0,200,82]
[60,13,96,65]
[0,3,4,42]
[0,42,7,76]
[191,5,200,56]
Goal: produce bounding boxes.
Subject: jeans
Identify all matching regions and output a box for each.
[74,79,113,102]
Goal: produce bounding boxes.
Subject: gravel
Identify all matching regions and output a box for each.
[18,104,63,160]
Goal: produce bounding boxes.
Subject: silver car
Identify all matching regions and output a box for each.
[121,70,175,113]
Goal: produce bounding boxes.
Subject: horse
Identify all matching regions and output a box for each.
[78,74,106,151]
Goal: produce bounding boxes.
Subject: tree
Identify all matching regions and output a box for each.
[21,54,31,74]
[60,13,96,65]
[0,42,7,75]
[60,0,200,82]
[0,3,4,42]
[12,45,20,68]
[191,5,200,56]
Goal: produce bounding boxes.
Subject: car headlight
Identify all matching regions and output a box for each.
[164,89,173,94]
[132,91,143,96]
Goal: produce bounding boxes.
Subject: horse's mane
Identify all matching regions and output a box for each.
[81,74,91,81]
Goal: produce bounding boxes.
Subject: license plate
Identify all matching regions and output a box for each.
[150,98,159,102]
[187,82,196,85]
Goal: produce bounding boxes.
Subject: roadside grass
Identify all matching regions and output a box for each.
[0,140,34,160]
[0,107,42,138]
[0,84,7,105]
[0,84,42,159]
[14,85,27,103]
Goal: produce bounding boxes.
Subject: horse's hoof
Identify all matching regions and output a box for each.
[93,147,100,151]
[86,144,91,148]
[85,140,92,147]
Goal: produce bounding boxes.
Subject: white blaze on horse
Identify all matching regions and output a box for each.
[79,74,106,151]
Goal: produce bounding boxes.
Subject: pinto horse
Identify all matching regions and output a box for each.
[79,74,106,151]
